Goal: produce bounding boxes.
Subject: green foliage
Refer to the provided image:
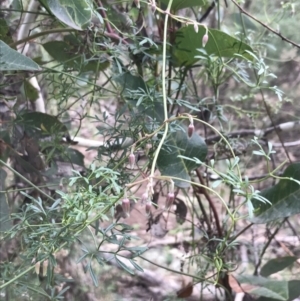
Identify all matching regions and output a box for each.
[43,38,110,73]
[1,0,300,300]
[236,275,291,300]
[260,256,298,277]
[15,112,70,138]
[0,19,14,44]
[160,0,208,11]
[0,170,11,231]
[0,40,40,70]
[46,0,93,30]
[173,25,254,67]
[252,163,300,223]
[157,122,207,188]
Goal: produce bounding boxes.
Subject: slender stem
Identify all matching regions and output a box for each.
[229,223,253,243]
[231,0,300,49]
[196,169,222,237]
[0,8,49,15]
[170,67,188,115]
[217,0,221,30]
[159,175,233,219]
[9,26,128,49]
[192,117,242,180]
[194,191,212,232]
[253,219,285,275]
[139,255,210,282]
[9,28,76,48]
[150,0,174,177]
[0,160,55,202]
[0,266,35,289]
[236,3,292,163]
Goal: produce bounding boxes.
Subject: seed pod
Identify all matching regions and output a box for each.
[193,21,199,33]
[145,143,152,156]
[128,153,135,169]
[134,0,140,9]
[165,192,175,210]
[35,261,40,275]
[150,0,156,13]
[145,200,152,216]
[122,198,131,217]
[202,33,209,47]
[141,192,148,204]
[187,124,194,138]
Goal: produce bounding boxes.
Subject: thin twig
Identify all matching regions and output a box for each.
[194,191,212,233]
[196,169,223,237]
[259,90,292,163]
[229,223,253,244]
[97,1,129,45]
[231,0,300,49]
[97,0,114,34]
[198,1,215,22]
[9,28,76,48]
[253,219,285,275]
[205,120,300,144]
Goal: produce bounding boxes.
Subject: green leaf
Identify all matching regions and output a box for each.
[18,281,50,298]
[286,280,300,301]
[113,71,165,123]
[172,25,253,67]
[0,130,10,162]
[57,147,85,167]
[236,275,289,300]
[0,40,40,71]
[115,256,135,275]
[129,259,144,272]
[86,263,99,287]
[22,80,39,102]
[251,163,300,224]
[113,71,147,96]
[0,19,14,45]
[43,39,109,73]
[157,123,207,188]
[0,169,12,232]
[256,280,300,301]
[15,112,69,138]
[160,0,208,11]
[230,13,257,31]
[0,168,13,232]
[47,0,92,30]
[43,41,74,63]
[261,257,297,277]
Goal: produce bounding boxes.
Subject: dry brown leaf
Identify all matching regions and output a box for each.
[177,276,194,298]
[228,274,257,293]
[228,274,244,293]
[175,198,187,224]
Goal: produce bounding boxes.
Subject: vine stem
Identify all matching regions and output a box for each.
[0,159,55,202]
[149,0,174,177]
[0,266,35,290]
[9,28,76,48]
[231,0,300,49]
[196,169,223,237]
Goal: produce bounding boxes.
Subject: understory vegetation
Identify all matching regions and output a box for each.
[1,0,300,300]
